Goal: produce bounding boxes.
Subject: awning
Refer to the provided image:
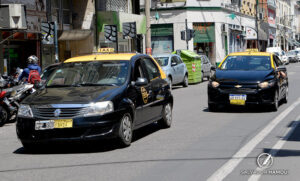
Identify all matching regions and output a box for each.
[58,30,92,41]
[287,38,295,46]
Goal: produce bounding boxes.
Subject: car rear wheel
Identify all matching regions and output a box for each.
[182,74,188,87]
[158,103,172,128]
[271,91,279,111]
[117,113,133,147]
[282,87,288,104]
[201,71,204,82]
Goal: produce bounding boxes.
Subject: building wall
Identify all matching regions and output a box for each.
[241,0,257,17]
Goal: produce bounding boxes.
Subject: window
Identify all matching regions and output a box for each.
[143,58,160,81]
[171,56,177,65]
[220,56,272,71]
[273,55,282,67]
[174,56,183,64]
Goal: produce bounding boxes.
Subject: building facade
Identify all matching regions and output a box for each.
[143,0,256,64]
[276,0,292,50]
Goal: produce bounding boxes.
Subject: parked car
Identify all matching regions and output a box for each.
[17,52,173,150]
[153,54,188,89]
[208,51,288,112]
[199,54,213,81]
[266,47,288,64]
[286,50,298,63]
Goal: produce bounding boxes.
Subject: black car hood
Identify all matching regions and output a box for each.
[23,86,121,105]
[214,69,274,83]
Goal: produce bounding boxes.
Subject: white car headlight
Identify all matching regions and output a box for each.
[84,101,114,117]
[258,81,275,89]
[211,81,220,88]
[17,104,33,118]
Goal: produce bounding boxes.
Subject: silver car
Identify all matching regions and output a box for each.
[153,54,188,89]
[199,55,213,81]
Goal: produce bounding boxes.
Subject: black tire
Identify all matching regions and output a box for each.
[208,103,218,112]
[270,91,279,111]
[158,103,172,128]
[117,113,133,147]
[201,71,204,82]
[182,74,189,87]
[282,87,288,104]
[0,105,8,127]
[207,70,212,80]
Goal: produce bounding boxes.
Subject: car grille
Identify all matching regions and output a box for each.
[32,107,85,119]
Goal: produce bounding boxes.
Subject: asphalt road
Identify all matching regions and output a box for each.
[1,64,300,181]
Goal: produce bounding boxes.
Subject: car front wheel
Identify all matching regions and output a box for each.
[117,113,133,147]
[270,91,279,111]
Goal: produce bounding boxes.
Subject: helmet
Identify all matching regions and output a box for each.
[28,55,39,64]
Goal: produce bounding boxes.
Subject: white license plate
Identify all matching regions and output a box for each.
[35,120,55,130]
[35,119,73,130]
[229,94,247,100]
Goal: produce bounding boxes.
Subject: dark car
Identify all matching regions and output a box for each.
[208,51,288,112]
[16,53,173,150]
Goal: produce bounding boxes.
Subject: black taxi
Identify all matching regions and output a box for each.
[16,52,173,149]
[208,51,288,111]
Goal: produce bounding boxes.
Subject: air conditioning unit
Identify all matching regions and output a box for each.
[0,4,27,30]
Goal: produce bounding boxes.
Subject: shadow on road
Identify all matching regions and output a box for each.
[263,148,300,157]
[13,123,162,155]
[202,104,275,113]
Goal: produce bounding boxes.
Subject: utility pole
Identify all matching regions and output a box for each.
[185,19,189,50]
[145,0,151,54]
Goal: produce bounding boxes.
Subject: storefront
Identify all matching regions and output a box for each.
[245,27,258,48]
[1,32,41,75]
[193,23,215,62]
[151,24,174,54]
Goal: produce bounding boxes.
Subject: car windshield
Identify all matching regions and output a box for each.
[287,51,295,56]
[46,61,129,87]
[220,56,272,71]
[41,66,58,81]
[154,57,169,66]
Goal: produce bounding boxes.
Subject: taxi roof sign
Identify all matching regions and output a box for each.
[98,48,115,53]
[246,48,259,52]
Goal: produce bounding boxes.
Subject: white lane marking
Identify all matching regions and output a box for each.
[248,115,300,181]
[207,98,300,181]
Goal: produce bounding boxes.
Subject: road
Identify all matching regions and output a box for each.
[1,64,300,181]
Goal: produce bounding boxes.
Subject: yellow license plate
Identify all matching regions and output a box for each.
[230,99,246,105]
[54,119,73,128]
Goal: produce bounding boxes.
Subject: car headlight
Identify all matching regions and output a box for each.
[84,101,114,117]
[17,104,33,118]
[210,81,220,88]
[258,81,275,89]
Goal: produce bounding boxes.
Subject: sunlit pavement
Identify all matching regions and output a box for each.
[1,64,300,181]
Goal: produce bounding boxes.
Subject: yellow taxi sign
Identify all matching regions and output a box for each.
[246,48,259,52]
[98,48,115,53]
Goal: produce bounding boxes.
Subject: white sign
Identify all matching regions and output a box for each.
[245,27,257,40]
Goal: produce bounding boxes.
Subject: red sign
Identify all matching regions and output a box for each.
[146,48,152,55]
[192,63,196,72]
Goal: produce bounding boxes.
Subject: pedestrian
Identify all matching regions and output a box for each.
[18,55,42,84]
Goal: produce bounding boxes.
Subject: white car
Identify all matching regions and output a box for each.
[266,47,288,64]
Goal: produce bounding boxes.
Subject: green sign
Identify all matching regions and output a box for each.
[97,11,146,34]
[151,24,173,37]
[193,23,215,43]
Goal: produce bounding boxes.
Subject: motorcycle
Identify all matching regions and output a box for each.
[0,80,34,127]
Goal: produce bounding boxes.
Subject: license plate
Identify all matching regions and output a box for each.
[35,119,73,130]
[229,94,247,105]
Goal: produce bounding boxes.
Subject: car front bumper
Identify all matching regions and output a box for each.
[208,86,276,105]
[16,112,122,143]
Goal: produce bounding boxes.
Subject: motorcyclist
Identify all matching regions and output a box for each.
[18,55,41,82]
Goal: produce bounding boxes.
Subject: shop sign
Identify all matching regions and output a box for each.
[193,23,215,43]
[245,27,257,40]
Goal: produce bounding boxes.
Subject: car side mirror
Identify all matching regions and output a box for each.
[277,66,286,72]
[135,77,148,86]
[211,65,216,71]
[171,62,177,66]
